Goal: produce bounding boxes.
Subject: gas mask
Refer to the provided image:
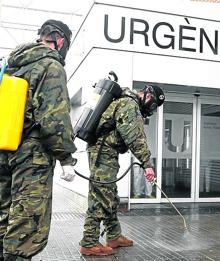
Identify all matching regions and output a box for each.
[56,37,70,61]
[139,85,165,119]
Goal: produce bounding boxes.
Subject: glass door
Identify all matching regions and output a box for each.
[196,98,220,202]
[161,96,196,202]
[130,95,196,203]
[130,112,159,203]
[130,93,220,203]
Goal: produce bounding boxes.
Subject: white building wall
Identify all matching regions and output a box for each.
[60,0,220,199]
[133,53,220,88]
[66,0,220,92]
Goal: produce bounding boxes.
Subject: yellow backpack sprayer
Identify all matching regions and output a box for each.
[0,58,28,151]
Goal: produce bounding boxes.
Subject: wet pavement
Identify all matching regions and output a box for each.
[33,183,220,261]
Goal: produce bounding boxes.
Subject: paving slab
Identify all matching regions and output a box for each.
[33,183,220,261]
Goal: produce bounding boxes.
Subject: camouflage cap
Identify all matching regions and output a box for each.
[38,19,72,47]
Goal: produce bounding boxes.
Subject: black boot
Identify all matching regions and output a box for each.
[4,254,31,261]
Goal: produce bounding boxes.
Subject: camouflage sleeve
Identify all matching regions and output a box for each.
[32,61,76,165]
[115,97,152,169]
[0,151,8,166]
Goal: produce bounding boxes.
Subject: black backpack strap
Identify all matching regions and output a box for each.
[95,102,118,139]
[94,104,119,168]
[95,135,107,168]
[92,94,136,167]
[95,117,116,139]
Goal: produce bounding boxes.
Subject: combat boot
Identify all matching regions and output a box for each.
[80,243,113,256]
[107,235,133,248]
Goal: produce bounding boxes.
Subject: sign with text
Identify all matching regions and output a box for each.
[90,4,220,62]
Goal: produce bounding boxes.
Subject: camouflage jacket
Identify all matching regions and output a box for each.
[88,87,152,169]
[0,42,76,165]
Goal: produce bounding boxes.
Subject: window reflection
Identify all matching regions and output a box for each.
[130,114,157,199]
[200,104,220,198]
[165,120,190,153]
[162,101,193,198]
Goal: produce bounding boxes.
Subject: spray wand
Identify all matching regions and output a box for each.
[152,179,187,229]
[73,161,187,229]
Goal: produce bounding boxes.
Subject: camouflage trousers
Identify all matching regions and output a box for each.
[0,138,55,260]
[80,160,122,247]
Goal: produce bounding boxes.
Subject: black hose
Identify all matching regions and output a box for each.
[74,162,143,184]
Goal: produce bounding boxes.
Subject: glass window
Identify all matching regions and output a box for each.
[130,113,157,199]
[162,101,193,198]
[199,104,220,198]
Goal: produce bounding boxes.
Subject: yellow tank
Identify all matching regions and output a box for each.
[0,74,28,151]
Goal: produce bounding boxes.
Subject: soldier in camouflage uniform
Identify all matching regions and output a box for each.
[0,20,77,261]
[80,86,165,256]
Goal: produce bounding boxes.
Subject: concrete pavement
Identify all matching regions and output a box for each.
[33,183,220,261]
